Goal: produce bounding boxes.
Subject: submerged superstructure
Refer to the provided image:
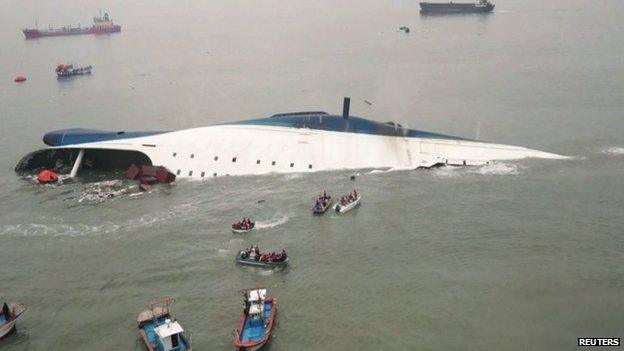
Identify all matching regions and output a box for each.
[15,98,565,180]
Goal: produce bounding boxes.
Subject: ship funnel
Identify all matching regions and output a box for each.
[342,97,350,119]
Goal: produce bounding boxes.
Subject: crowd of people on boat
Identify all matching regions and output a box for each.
[339,189,358,206]
[233,218,254,230]
[313,191,331,211]
[239,245,288,263]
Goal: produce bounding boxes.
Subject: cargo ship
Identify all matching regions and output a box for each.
[22,12,121,39]
[420,0,494,14]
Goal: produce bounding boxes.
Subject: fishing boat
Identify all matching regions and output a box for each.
[234,288,276,351]
[137,297,192,351]
[232,221,255,233]
[0,302,25,339]
[235,247,289,268]
[312,194,332,214]
[334,195,361,214]
[55,64,92,78]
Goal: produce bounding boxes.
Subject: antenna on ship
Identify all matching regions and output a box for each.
[342,97,350,119]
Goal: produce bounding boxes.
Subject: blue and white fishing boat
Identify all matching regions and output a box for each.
[234,288,276,351]
[137,297,192,351]
[15,98,567,181]
[0,302,25,339]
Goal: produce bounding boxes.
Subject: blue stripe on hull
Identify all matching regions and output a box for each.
[43,128,167,147]
[41,114,470,147]
[226,114,470,140]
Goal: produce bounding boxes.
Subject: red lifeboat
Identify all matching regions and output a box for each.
[37,169,59,184]
[14,76,27,82]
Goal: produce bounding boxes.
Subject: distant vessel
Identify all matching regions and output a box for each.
[420,0,494,13]
[55,64,92,78]
[22,12,121,39]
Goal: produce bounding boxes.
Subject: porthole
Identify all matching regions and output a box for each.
[201,171,205,177]
[232,157,237,163]
[188,170,193,176]
[272,161,276,166]
[190,154,195,159]
[213,173,217,177]
[176,169,181,175]
[214,156,218,161]
[172,152,177,157]
[257,160,261,164]
[290,163,294,168]
[308,164,313,169]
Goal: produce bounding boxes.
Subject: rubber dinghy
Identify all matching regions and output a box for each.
[235,248,289,268]
[232,222,255,233]
[0,302,25,339]
[334,195,361,214]
[234,288,276,351]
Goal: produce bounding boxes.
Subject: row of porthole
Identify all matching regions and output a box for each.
[173,155,314,177]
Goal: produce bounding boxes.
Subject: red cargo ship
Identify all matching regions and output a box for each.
[22,12,121,39]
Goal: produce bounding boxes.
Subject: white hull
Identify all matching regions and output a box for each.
[31,124,566,180]
[0,321,17,338]
[334,196,361,213]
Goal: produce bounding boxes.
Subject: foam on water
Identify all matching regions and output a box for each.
[77,180,134,204]
[470,162,521,175]
[432,166,462,178]
[602,147,624,155]
[0,201,200,238]
[283,173,304,180]
[255,216,289,229]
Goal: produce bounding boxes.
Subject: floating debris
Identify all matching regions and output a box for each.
[126,164,176,191]
[37,169,59,184]
[78,180,130,203]
[399,26,410,33]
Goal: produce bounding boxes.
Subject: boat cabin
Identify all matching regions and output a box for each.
[154,319,186,351]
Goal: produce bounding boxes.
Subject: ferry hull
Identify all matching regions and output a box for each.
[15,112,567,179]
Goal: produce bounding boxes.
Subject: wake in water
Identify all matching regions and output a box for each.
[470,162,520,175]
[255,216,289,229]
[432,162,521,178]
[602,147,624,156]
[0,201,200,238]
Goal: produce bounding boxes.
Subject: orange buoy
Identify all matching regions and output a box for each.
[14,76,27,82]
[37,169,59,184]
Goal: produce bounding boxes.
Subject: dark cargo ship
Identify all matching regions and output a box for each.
[420,0,494,14]
[22,13,121,39]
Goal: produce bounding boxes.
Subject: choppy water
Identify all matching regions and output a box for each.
[1,0,624,350]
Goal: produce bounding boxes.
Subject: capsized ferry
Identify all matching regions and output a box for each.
[15,98,566,180]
